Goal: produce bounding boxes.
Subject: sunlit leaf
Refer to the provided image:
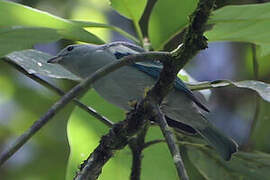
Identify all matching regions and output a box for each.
[206,2,270,56]
[66,90,130,180]
[0,0,104,56]
[148,2,270,55]
[188,80,270,103]
[0,27,60,57]
[2,49,80,81]
[70,3,110,43]
[148,0,198,49]
[109,0,147,22]
[71,20,139,43]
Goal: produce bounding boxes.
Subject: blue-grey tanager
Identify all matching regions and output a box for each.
[47,41,238,160]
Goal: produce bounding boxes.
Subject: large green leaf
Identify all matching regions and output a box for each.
[206,2,270,56]
[188,80,270,103]
[109,0,147,22]
[0,27,60,57]
[187,146,270,180]
[0,0,104,56]
[71,20,139,44]
[2,49,80,81]
[187,147,238,180]
[148,0,198,49]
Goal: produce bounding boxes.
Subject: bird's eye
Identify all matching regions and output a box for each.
[67,46,74,51]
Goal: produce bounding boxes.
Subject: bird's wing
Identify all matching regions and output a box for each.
[133,62,209,112]
[107,42,209,112]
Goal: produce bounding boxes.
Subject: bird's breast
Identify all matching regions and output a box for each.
[93,66,155,110]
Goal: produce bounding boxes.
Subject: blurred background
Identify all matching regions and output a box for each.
[1,0,270,179]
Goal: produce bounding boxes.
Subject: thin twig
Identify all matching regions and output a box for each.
[152,104,189,180]
[129,122,150,180]
[139,0,158,50]
[5,60,114,127]
[0,51,170,167]
[139,0,157,38]
[143,139,165,149]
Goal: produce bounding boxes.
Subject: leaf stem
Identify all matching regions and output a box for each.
[134,21,144,46]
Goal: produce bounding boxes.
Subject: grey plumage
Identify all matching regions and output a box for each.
[47,41,238,160]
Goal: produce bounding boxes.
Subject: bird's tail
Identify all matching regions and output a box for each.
[166,116,197,135]
[165,117,238,160]
[197,125,238,161]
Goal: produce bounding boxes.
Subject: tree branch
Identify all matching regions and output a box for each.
[171,0,215,70]
[74,0,216,179]
[0,51,170,167]
[1,2,215,179]
[74,100,156,180]
[129,122,150,180]
[5,60,114,128]
[152,104,189,180]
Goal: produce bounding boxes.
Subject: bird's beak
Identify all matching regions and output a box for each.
[47,56,63,64]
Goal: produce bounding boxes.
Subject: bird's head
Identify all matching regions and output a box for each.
[47,44,102,78]
[47,44,99,64]
[47,42,144,78]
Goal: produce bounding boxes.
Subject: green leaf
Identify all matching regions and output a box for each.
[109,0,147,22]
[230,81,270,102]
[148,0,198,50]
[109,0,147,42]
[0,0,104,56]
[181,147,205,179]
[0,27,60,57]
[66,90,130,180]
[2,49,80,81]
[187,147,238,180]
[206,2,270,56]
[227,151,270,179]
[188,80,270,103]
[71,20,140,44]
[187,146,270,180]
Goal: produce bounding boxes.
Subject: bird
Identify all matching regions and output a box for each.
[47,41,238,160]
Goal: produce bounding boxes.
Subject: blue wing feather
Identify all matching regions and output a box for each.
[111,47,209,112]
